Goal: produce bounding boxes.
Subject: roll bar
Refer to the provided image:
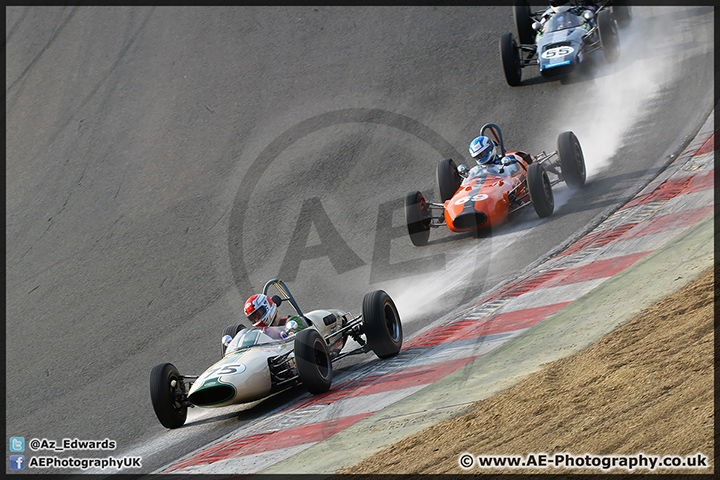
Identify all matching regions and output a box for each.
[262,278,305,318]
[480,123,506,157]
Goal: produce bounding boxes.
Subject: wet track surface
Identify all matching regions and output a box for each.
[5,6,714,472]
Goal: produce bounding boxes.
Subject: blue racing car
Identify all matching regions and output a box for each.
[500,0,631,86]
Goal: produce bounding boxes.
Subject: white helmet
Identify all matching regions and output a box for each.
[244,294,278,327]
[469,136,497,165]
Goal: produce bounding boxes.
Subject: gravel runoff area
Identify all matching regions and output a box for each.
[341,267,714,475]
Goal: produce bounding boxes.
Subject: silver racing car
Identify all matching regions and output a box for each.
[150,279,403,428]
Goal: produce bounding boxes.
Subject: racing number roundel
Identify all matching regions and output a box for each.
[454,194,488,205]
[204,363,247,379]
[542,46,574,59]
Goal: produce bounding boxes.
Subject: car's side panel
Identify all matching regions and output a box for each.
[305,309,350,355]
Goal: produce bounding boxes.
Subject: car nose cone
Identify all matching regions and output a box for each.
[188,382,236,407]
[453,212,488,230]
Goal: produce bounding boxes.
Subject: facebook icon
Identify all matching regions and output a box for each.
[10,455,25,470]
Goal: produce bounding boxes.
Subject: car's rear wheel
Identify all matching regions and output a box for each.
[527,162,554,218]
[557,131,586,189]
[612,1,632,28]
[150,363,187,429]
[221,323,246,356]
[598,10,620,63]
[295,328,333,394]
[362,290,403,359]
[513,1,535,45]
[500,32,522,87]
[405,191,431,247]
[437,158,462,202]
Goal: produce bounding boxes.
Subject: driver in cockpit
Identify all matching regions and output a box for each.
[458,135,519,179]
[536,0,596,35]
[244,293,306,339]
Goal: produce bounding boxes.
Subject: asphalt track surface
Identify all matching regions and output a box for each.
[5,5,714,473]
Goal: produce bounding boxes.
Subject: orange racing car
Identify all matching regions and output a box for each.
[405,123,586,246]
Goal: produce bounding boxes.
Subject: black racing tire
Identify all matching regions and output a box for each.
[513,1,535,45]
[362,290,403,359]
[150,363,187,429]
[527,162,554,218]
[499,32,522,87]
[598,10,620,63]
[612,1,632,28]
[557,131,586,189]
[405,191,431,247]
[437,158,462,202]
[295,328,333,394]
[221,323,246,356]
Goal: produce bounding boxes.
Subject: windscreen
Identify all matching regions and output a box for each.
[225,326,289,353]
[545,12,584,32]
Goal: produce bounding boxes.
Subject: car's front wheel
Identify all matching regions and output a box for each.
[557,131,586,189]
[150,363,187,429]
[295,328,333,394]
[362,290,403,359]
[527,162,554,218]
[405,191,431,247]
[500,32,522,87]
[598,10,620,63]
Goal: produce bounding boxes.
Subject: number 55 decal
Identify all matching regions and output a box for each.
[454,194,488,205]
[542,46,574,59]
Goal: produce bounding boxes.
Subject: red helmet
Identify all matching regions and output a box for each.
[244,294,278,327]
